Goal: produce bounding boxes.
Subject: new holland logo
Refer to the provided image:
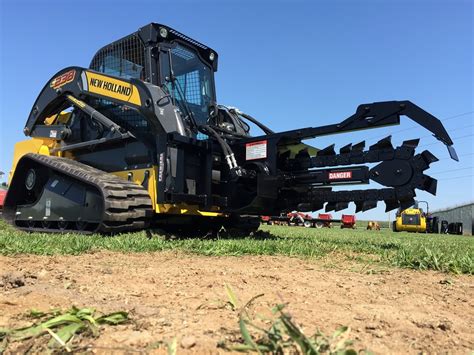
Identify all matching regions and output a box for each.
[328,171,352,180]
[89,77,132,96]
[84,71,142,105]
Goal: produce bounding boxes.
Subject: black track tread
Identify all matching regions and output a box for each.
[16,153,153,234]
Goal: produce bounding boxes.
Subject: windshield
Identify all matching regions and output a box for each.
[162,43,215,132]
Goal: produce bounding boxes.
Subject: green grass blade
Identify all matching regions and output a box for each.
[332,325,349,339]
[230,343,273,352]
[167,337,178,355]
[225,283,239,310]
[48,322,84,347]
[96,311,128,325]
[41,314,83,329]
[28,309,47,318]
[239,318,262,355]
[8,312,83,341]
[75,308,95,318]
[279,313,318,354]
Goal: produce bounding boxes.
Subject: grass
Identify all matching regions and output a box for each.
[220,285,357,354]
[0,306,128,352]
[0,220,472,274]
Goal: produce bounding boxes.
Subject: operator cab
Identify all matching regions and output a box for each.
[89,23,219,137]
[160,43,215,131]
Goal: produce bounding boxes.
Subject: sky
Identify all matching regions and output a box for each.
[0,0,472,221]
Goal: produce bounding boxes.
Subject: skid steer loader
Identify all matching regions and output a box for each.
[3,23,458,235]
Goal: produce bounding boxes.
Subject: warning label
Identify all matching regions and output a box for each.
[328,171,352,180]
[246,140,267,160]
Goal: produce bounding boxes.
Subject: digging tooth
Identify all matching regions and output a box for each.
[311,202,325,211]
[295,148,310,159]
[355,196,378,212]
[353,194,365,213]
[421,150,439,165]
[362,200,377,211]
[370,136,393,151]
[317,144,336,156]
[352,141,365,153]
[395,139,419,160]
[297,202,324,212]
[384,199,400,212]
[420,175,437,195]
[413,150,439,171]
[297,203,312,212]
[334,202,349,211]
[325,202,336,212]
[340,143,352,154]
[399,197,416,210]
[402,138,420,148]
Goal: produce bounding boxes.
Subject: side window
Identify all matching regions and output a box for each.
[175,70,201,105]
[93,99,149,131]
[90,35,145,80]
[89,36,152,141]
[100,54,144,80]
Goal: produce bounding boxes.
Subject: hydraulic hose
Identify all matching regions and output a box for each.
[200,125,238,169]
[229,108,274,135]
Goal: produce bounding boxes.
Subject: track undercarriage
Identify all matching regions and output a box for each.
[4,154,153,234]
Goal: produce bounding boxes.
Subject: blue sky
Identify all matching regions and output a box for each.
[0,0,472,221]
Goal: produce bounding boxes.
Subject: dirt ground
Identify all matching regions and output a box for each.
[0,251,473,354]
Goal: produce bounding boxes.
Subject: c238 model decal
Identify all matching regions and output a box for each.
[50,70,76,90]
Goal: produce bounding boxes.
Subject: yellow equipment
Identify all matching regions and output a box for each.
[393,208,427,233]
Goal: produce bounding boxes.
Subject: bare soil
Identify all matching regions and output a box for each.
[0,251,473,354]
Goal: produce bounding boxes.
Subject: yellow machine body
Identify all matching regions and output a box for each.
[111,168,223,217]
[9,139,57,184]
[9,139,222,218]
[394,208,427,233]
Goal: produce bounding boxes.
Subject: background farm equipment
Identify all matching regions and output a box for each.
[261,212,357,229]
[393,207,427,233]
[340,214,356,229]
[367,221,381,230]
[392,202,464,234]
[0,189,6,211]
[392,201,439,233]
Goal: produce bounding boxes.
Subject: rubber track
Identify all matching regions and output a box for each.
[18,153,153,234]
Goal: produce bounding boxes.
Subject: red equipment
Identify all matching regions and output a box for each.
[314,213,333,228]
[340,214,356,229]
[288,212,312,226]
[261,212,356,229]
[0,190,7,210]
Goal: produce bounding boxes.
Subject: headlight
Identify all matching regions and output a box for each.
[159,27,168,38]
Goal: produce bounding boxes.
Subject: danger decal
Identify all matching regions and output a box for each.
[328,171,352,180]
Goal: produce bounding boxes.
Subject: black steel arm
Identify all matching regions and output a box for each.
[243,101,457,161]
[65,94,124,133]
[23,66,187,139]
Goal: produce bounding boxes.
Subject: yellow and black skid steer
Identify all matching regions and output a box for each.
[3,23,458,235]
